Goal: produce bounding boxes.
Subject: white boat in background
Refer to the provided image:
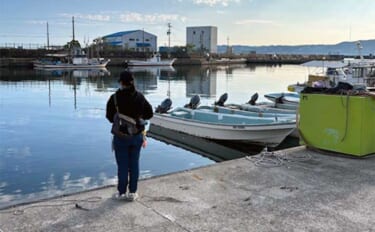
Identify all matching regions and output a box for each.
[34,17,110,70]
[151,107,295,147]
[126,53,175,66]
[34,54,110,69]
[288,42,375,92]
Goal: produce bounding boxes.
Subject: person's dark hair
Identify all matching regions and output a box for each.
[118,71,136,92]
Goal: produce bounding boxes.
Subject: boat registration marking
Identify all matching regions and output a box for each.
[232,125,245,129]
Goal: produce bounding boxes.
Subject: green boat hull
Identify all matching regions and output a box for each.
[299,94,375,156]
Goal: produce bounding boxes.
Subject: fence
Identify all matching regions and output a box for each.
[0,43,64,50]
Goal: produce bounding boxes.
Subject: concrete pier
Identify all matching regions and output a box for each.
[1,146,375,232]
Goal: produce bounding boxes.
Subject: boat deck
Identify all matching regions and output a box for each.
[1,146,375,231]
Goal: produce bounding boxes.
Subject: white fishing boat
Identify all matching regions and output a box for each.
[126,53,175,66]
[288,44,375,93]
[213,93,298,138]
[151,107,295,147]
[34,17,110,69]
[34,54,110,69]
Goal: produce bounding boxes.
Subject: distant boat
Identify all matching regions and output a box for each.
[151,106,295,147]
[126,53,175,66]
[34,54,110,69]
[34,17,110,70]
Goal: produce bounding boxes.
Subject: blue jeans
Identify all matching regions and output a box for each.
[113,134,143,194]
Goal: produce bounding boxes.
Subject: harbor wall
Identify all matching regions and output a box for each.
[0,47,345,67]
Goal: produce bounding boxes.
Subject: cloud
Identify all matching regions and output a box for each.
[60,13,111,22]
[235,19,275,25]
[193,0,240,7]
[26,20,46,25]
[119,12,186,24]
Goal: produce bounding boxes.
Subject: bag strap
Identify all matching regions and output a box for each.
[113,93,120,113]
[113,91,137,125]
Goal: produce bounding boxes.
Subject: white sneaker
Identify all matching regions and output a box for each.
[112,193,127,201]
[127,192,138,201]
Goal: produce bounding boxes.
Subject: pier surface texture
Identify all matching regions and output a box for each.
[1,146,375,232]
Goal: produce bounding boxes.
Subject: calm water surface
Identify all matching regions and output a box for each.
[0,64,306,207]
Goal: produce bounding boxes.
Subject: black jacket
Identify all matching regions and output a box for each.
[106,88,153,123]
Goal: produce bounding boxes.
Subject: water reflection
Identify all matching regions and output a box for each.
[149,124,258,162]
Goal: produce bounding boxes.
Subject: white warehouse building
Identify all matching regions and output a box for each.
[102,30,157,52]
[186,26,218,53]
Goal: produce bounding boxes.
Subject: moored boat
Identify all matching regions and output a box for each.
[126,53,175,66]
[151,106,295,147]
[198,105,295,119]
[34,54,110,69]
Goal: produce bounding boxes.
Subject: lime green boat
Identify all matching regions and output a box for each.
[299,93,375,157]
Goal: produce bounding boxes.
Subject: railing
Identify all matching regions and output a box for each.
[0,43,64,50]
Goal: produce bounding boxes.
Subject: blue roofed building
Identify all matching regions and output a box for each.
[102,30,157,52]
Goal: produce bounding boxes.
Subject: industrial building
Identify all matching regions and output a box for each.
[186,26,218,53]
[102,30,157,52]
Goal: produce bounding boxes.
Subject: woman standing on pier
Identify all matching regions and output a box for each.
[106,71,153,201]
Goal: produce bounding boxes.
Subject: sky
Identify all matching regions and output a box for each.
[1,0,375,47]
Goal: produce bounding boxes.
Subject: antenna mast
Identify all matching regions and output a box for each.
[72,16,75,41]
[46,22,50,50]
[167,23,171,54]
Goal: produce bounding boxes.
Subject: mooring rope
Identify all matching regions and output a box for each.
[246,149,312,168]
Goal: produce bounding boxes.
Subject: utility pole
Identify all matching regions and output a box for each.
[46,22,50,50]
[167,23,171,56]
[72,16,75,41]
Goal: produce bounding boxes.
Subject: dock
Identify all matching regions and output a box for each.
[1,146,375,231]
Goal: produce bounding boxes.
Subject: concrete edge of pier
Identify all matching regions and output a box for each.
[1,145,375,232]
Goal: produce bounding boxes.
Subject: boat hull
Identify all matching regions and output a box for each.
[33,61,110,69]
[151,114,295,147]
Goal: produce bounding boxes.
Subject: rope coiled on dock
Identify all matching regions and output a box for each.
[246,149,312,168]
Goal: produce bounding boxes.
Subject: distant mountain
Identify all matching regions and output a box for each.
[218,40,375,56]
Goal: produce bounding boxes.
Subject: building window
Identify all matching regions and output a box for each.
[129,38,135,41]
[193,31,196,35]
[145,39,150,42]
[136,39,139,41]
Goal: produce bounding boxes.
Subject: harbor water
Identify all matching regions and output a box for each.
[0,64,306,208]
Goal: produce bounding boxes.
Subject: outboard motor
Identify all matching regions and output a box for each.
[155,98,172,113]
[184,95,201,109]
[248,92,259,105]
[214,93,228,106]
[275,93,284,104]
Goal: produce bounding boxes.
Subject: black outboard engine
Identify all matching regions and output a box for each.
[155,98,172,113]
[214,93,228,106]
[248,92,259,105]
[184,95,201,109]
[275,93,285,104]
